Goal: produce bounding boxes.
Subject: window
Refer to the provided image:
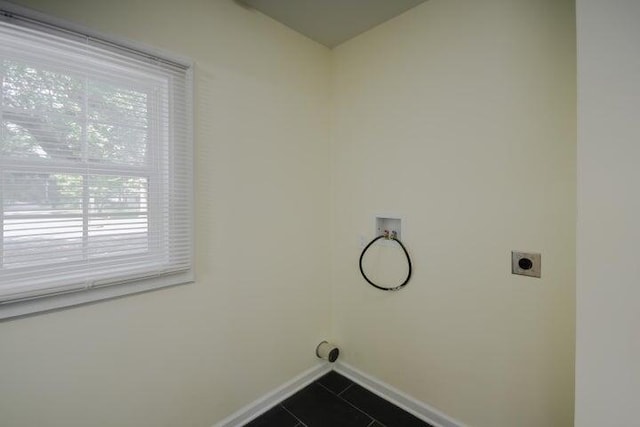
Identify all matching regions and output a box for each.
[0,8,193,319]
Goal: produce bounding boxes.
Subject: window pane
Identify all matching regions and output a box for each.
[88,175,148,258]
[1,60,82,160]
[3,172,83,268]
[87,81,149,165]
[87,122,148,166]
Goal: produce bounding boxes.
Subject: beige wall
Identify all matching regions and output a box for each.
[330,1,576,426]
[0,1,331,426]
[576,0,640,425]
[0,1,579,426]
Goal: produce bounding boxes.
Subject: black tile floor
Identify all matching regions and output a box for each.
[245,371,433,427]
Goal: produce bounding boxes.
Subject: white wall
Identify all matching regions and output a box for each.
[330,1,576,426]
[576,0,640,425]
[0,1,331,426]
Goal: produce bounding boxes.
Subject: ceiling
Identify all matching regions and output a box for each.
[238,0,428,48]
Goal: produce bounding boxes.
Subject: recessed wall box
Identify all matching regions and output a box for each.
[375,216,402,241]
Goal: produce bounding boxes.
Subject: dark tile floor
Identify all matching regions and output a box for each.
[245,371,433,427]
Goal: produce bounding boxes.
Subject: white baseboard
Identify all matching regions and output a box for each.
[212,360,468,427]
[334,361,468,427]
[212,362,331,427]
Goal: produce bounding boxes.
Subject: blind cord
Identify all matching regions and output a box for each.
[359,231,412,291]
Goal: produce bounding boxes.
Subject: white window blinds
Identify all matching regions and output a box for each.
[0,13,193,308]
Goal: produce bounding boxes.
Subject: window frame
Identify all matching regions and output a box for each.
[0,1,194,320]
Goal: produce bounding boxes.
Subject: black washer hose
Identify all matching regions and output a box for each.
[359,234,412,291]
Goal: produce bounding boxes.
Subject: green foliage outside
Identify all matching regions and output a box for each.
[1,59,150,214]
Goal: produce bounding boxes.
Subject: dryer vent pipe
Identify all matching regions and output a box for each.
[316,341,339,363]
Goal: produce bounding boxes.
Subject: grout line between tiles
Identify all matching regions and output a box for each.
[338,382,355,396]
[280,404,308,427]
[315,382,383,426]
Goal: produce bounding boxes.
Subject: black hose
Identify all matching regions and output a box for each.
[359,234,412,291]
